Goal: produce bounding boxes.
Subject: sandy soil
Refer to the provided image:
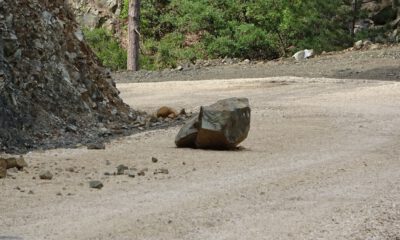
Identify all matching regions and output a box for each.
[1,77,400,240]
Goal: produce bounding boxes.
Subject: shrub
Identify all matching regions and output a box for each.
[83,28,127,70]
[98,0,361,69]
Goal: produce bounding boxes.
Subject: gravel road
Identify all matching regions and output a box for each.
[1,76,399,239]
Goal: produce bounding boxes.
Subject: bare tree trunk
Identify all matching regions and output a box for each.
[351,0,360,38]
[127,0,140,71]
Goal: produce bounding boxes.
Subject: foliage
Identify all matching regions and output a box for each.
[83,28,127,70]
[101,0,360,69]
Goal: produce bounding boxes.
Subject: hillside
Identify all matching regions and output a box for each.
[68,0,400,70]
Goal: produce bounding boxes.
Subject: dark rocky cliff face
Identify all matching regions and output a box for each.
[0,0,136,153]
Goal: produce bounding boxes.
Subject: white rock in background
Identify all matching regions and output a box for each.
[354,40,364,50]
[293,49,314,61]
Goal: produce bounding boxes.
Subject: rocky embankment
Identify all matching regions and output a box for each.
[0,0,186,154]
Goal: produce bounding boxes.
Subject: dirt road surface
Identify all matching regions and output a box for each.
[1,77,400,239]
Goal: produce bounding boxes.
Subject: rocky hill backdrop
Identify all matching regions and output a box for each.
[0,0,137,153]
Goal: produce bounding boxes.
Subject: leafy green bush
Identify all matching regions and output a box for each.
[120,0,129,19]
[83,28,127,70]
[96,0,360,69]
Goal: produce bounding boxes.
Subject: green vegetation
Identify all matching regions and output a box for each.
[83,28,127,70]
[93,0,364,70]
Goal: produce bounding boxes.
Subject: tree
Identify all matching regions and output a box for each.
[350,0,362,37]
[127,0,141,71]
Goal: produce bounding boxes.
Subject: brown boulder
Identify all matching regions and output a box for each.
[175,98,251,150]
[0,156,28,178]
[4,156,28,170]
[174,116,199,148]
[156,106,178,118]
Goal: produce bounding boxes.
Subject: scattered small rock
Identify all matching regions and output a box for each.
[127,171,136,178]
[154,168,169,175]
[8,167,18,173]
[137,170,146,176]
[28,190,34,194]
[293,49,314,61]
[66,124,78,133]
[39,170,53,180]
[104,172,111,176]
[105,160,111,165]
[151,157,158,163]
[56,192,62,196]
[87,142,106,150]
[354,40,364,50]
[89,180,103,189]
[116,164,129,175]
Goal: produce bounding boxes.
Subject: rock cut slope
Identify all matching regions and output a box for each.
[0,0,136,153]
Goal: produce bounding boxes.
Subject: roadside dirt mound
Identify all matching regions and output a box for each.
[0,0,136,153]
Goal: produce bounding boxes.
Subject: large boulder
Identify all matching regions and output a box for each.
[175,116,199,148]
[175,98,251,150]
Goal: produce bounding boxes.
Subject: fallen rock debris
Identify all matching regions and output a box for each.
[39,170,53,180]
[89,180,103,189]
[116,164,129,175]
[0,156,28,178]
[87,143,106,150]
[175,98,251,150]
[154,168,169,175]
[156,106,178,119]
[293,49,314,61]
